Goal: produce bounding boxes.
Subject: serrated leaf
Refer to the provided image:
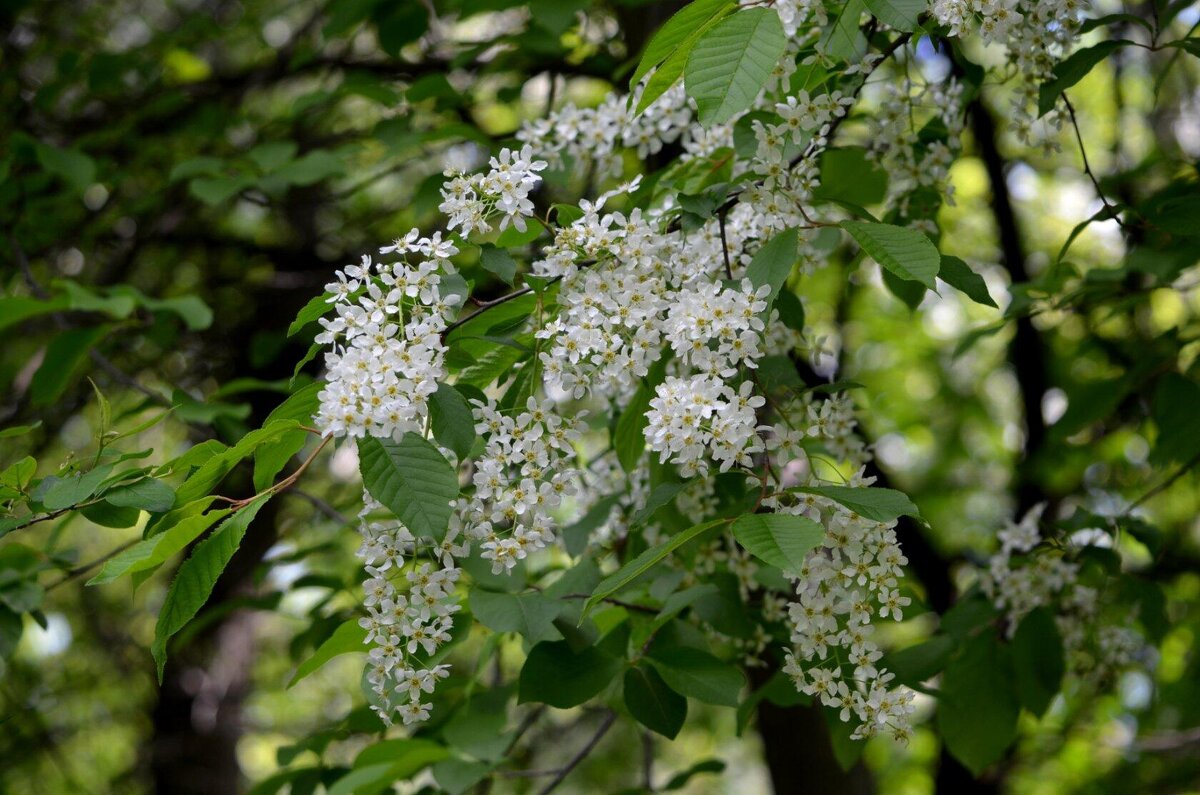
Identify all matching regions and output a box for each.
[842,220,940,289]
[152,497,270,680]
[88,504,229,586]
[105,477,177,513]
[938,631,1020,775]
[649,646,744,706]
[820,0,867,60]
[253,382,322,491]
[31,326,110,407]
[358,434,459,539]
[1150,374,1200,466]
[469,589,562,643]
[631,0,736,88]
[685,8,788,126]
[731,513,823,571]
[864,0,923,30]
[745,227,800,307]
[584,519,726,617]
[791,485,920,522]
[41,464,113,510]
[938,255,997,308]
[625,665,687,738]
[1010,607,1064,716]
[614,355,670,472]
[637,8,733,113]
[288,293,333,336]
[882,634,955,687]
[518,640,622,708]
[174,420,300,504]
[430,383,477,460]
[630,482,686,527]
[479,245,517,285]
[289,619,368,687]
[1037,40,1130,117]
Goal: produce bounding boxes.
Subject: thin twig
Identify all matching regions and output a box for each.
[1128,450,1200,512]
[46,538,139,590]
[1062,92,1127,229]
[537,709,617,795]
[556,593,658,614]
[718,209,733,280]
[289,489,352,525]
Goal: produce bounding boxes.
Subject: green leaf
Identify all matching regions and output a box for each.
[813,147,888,207]
[636,2,737,112]
[663,759,726,790]
[730,513,823,571]
[249,141,299,172]
[584,519,727,617]
[625,665,687,738]
[631,0,736,88]
[685,8,788,126]
[630,482,686,527]
[288,619,368,687]
[41,464,113,510]
[820,0,867,60]
[469,589,562,643]
[30,326,109,407]
[357,434,459,539]
[649,646,744,706]
[152,497,271,680]
[36,143,96,193]
[562,495,620,557]
[189,175,251,205]
[938,255,997,308]
[745,228,800,307]
[882,634,955,687]
[864,0,924,30]
[479,245,517,285]
[87,504,230,586]
[495,218,545,248]
[791,485,919,522]
[253,383,322,491]
[518,640,623,708]
[174,420,300,504]
[614,354,670,472]
[938,631,1020,775]
[1151,374,1200,465]
[841,220,940,289]
[104,477,177,513]
[1037,40,1130,117]
[330,739,448,795]
[288,293,333,336]
[429,383,477,460]
[1010,607,1064,717]
[168,156,224,182]
[0,296,69,334]
[274,150,345,186]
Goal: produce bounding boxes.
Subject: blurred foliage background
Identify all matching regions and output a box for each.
[2,0,1200,793]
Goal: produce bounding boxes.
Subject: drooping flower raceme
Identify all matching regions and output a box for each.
[305,0,1114,737]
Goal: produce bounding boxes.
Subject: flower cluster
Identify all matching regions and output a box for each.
[516,84,693,175]
[663,280,771,376]
[931,0,1089,144]
[440,145,548,236]
[314,232,460,439]
[644,375,766,476]
[455,398,585,573]
[865,78,965,221]
[355,492,466,726]
[982,505,1152,684]
[773,467,917,741]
